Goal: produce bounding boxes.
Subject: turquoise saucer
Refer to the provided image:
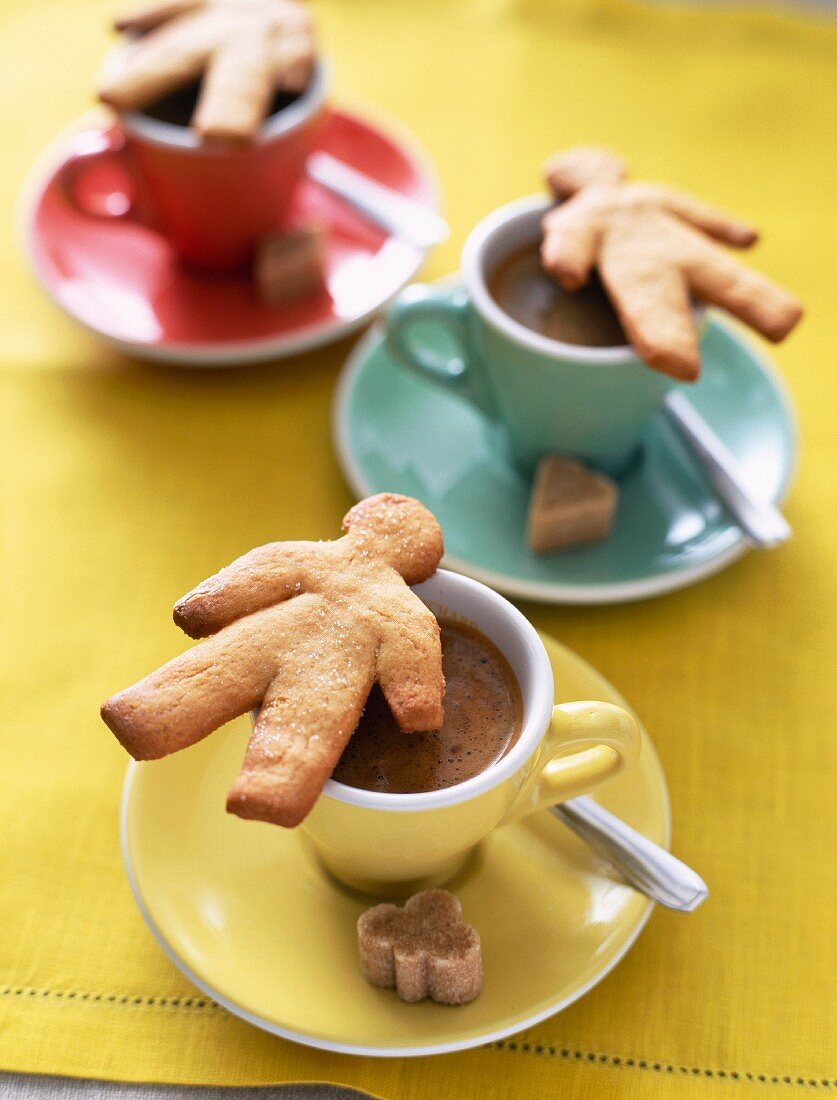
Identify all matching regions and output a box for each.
[333,294,796,604]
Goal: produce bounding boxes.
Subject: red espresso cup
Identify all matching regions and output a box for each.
[59,59,329,272]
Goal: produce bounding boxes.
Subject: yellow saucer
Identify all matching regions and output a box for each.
[121,632,670,1057]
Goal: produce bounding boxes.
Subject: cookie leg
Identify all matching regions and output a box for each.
[99,9,214,111]
[101,608,284,760]
[194,34,274,142]
[226,641,376,827]
[685,243,803,343]
[601,219,700,381]
[643,184,758,248]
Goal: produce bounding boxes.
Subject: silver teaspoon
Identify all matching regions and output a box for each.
[663,390,791,550]
[551,795,709,912]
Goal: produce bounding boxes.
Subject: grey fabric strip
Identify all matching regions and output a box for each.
[0,1078,377,1100]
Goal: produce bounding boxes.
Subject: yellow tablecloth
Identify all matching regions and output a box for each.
[1,0,835,1095]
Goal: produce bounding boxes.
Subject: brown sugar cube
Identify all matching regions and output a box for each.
[527,455,618,554]
[255,225,326,306]
[357,888,482,1005]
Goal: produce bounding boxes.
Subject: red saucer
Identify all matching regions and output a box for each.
[25,108,438,365]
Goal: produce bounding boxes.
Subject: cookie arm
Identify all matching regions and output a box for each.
[600,211,701,381]
[173,542,318,638]
[226,639,377,827]
[114,0,203,34]
[683,235,804,343]
[375,593,444,732]
[99,8,214,111]
[638,184,758,248]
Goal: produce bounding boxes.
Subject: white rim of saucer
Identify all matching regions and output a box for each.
[332,312,798,606]
[120,672,671,1057]
[120,764,660,1057]
[18,100,442,367]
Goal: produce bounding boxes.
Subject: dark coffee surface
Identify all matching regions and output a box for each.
[141,81,301,128]
[488,241,627,347]
[332,621,523,794]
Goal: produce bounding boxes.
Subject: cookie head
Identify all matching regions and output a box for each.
[343,493,443,585]
[545,145,628,200]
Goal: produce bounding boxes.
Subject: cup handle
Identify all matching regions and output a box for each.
[501,701,642,825]
[57,128,154,226]
[386,285,499,419]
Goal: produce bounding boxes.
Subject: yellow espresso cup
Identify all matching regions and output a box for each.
[298,570,641,896]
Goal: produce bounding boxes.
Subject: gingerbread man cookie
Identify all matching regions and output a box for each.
[541,146,803,380]
[99,0,316,141]
[101,494,444,827]
[357,889,483,1005]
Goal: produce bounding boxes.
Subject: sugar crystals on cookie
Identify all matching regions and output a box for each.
[101,493,445,827]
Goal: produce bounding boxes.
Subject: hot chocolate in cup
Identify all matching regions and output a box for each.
[386,195,704,478]
[294,569,641,897]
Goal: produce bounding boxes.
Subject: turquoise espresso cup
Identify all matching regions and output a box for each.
[386,195,693,477]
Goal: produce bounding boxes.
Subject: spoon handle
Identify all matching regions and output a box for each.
[307,152,449,250]
[663,390,791,549]
[551,795,709,912]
